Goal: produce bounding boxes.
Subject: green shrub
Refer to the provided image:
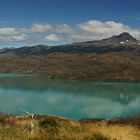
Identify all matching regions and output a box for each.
[0,113,15,126]
[39,117,60,134]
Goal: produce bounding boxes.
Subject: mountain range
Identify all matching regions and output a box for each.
[0,32,140,81]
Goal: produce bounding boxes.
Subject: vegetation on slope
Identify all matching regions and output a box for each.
[0,113,140,140]
[0,51,140,81]
[0,33,140,81]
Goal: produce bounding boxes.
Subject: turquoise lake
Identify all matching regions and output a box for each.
[0,73,140,120]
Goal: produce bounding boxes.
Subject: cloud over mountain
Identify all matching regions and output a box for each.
[0,20,140,44]
[45,34,64,42]
[78,20,140,39]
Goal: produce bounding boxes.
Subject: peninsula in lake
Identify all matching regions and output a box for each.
[0,32,140,82]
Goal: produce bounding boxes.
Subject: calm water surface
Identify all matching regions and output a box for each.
[0,73,140,120]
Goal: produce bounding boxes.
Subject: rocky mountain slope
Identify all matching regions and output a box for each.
[0,32,140,81]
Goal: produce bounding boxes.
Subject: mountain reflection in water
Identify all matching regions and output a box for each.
[0,74,139,120]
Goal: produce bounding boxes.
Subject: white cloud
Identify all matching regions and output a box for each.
[0,20,140,44]
[30,23,53,33]
[78,20,140,40]
[11,34,27,42]
[55,24,74,33]
[45,34,64,42]
[17,23,73,35]
[0,28,17,35]
[0,34,27,42]
[78,20,127,33]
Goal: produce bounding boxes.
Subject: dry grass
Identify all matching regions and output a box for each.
[0,114,140,140]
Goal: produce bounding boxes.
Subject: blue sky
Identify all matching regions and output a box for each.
[0,0,140,48]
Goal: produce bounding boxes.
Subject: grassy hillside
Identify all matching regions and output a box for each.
[0,51,140,81]
[0,114,140,140]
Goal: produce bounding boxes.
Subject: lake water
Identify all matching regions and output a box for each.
[0,73,140,120]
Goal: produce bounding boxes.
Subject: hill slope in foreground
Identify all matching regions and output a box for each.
[1,32,140,81]
[1,114,140,140]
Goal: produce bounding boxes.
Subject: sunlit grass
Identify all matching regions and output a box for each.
[0,114,140,140]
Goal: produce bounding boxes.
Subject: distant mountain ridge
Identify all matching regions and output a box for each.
[0,32,140,81]
[0,32,140,56]
[72,32,139,45]
[102,32,137,43]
